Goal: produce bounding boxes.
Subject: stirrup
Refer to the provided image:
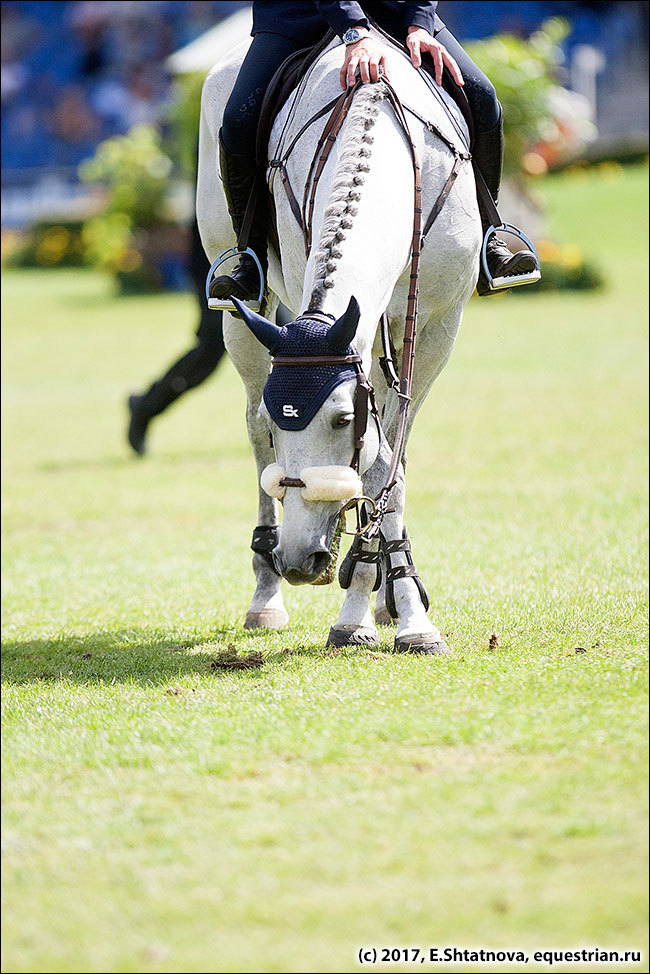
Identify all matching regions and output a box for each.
[481,223,541,291]
[205,246,265,312]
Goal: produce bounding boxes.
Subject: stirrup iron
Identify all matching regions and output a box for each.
[481,223,541,291]
[205,246,265,312]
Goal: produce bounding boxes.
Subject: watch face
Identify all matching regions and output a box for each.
[344,28,360,43]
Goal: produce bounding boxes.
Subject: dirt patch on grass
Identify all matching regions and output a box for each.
[209,646,264,671]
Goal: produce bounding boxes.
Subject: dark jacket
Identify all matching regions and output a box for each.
[251,1,444,44]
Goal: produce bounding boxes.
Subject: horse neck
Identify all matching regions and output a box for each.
[301,84,416,361]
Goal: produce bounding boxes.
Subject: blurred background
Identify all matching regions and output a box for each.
[2,0,648,291]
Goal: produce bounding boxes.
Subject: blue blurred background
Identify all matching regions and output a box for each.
[2,1,647,277]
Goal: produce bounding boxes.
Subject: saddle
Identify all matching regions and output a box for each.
[253,25,474,256]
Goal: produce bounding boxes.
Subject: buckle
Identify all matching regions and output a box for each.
[480,223,541,292]
[205,246,265,311]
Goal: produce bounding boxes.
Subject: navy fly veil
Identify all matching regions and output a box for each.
[263,315,358,431]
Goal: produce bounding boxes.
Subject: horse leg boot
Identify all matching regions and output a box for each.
[360,446,448,655]
[378,509,448,655]
[474,109,537,296]
[208,130,267,304]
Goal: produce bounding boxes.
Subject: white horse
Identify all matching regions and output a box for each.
[197,29,481,654]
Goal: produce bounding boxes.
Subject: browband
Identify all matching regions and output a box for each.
[270,354,362,367]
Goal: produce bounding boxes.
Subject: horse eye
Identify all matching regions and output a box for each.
[335,414,353,428]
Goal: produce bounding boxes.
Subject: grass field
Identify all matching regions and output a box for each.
[1,163,648,974]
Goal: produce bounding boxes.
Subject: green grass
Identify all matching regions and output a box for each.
[2,163,648,974]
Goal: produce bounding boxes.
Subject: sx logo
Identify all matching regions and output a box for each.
[282,404,299,418]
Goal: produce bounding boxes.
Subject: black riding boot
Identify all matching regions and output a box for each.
[208,130,267,304]
[474,111,537,295]
[127,338,225,455]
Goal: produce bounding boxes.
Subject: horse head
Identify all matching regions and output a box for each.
[233,296,381,584]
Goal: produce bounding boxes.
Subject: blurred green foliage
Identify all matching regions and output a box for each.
[79,124,172,228]
[466,17,570,175]
[78,126,173,280]
[3,221,86,269]
[166,73,205,180]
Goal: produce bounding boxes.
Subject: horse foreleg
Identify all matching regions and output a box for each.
[244,407,288,631]
[327,534,381,647]
[363,308,463,654]
[363,451,447,654]
[223,311,288,630]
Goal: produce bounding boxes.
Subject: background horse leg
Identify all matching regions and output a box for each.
[222,310,288,630]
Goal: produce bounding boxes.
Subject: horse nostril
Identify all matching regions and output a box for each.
[304,549,331,579]
[276,548,331,584]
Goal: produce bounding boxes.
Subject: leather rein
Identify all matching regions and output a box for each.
[268,75,470,541]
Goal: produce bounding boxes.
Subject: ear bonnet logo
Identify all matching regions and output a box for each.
[263,317,357,431]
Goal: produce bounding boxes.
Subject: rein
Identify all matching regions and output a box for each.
[268,75,469,541]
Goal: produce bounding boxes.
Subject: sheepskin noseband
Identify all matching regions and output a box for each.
[263,316,358,431]
[261,463,362,502]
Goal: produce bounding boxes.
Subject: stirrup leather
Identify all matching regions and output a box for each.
[381,528,430,621]
[481,223,541,291]
[206,246,265,311]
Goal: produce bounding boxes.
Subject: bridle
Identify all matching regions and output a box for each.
[266,73,471,542]
[268,309,382,536]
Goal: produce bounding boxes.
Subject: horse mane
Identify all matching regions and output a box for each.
[309,84,386,308]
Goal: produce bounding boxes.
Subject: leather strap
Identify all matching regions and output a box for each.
[269,161,304,229]
[302,81,361,255]
[422,153,464,243]
[271,354,361,366]
[472,161,501,229]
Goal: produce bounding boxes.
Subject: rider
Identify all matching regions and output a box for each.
[209,0,538,304]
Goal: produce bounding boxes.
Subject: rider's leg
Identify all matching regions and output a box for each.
[434,28,537,291]
[127,325,225,455]
[127,218,224,455]
[210,32,304,303]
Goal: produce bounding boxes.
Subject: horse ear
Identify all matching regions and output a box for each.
[231,297,282,351]
[327,296,361,349]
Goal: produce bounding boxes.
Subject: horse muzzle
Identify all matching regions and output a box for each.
[273,546,332,585]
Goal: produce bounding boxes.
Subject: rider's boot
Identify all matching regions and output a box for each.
[127,339,224,455]
[474,110,538,296]
[208,130,267,305]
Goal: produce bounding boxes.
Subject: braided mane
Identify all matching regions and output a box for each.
[309,84,386,307]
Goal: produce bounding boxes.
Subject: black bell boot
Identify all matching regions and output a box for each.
[208,130,267,305]
[473,111,538,296]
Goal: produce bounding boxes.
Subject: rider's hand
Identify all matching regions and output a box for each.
[340,37,391,89]
[406,27,464,87]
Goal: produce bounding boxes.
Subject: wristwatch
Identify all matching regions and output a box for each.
[342,26,370,45]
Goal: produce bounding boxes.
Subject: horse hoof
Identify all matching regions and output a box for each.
[375,608,397,627]
[244,609,288,630]
[326,625,378,648]
[394,633,450,655]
